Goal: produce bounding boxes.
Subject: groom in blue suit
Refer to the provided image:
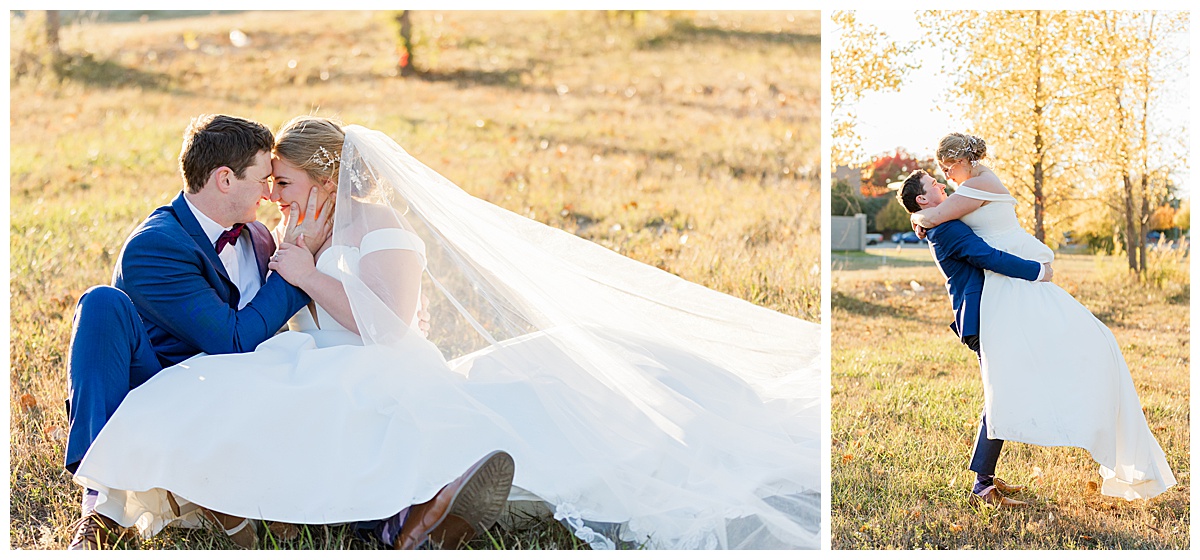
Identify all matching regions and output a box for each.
[65,114,514,552]
[64,115,313,548]
[899,170,1052,509]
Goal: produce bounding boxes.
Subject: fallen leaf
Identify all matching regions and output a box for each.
[19,393,38,411]
[1086,481,1099,492]
[949,523,965,533]
[841,453,854,463]
[43,425,66,442]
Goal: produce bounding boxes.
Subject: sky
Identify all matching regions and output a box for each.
[841,10,1191,196]
[850,11,967,159]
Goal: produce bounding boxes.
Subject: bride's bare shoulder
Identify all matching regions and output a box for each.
[340,202,406,243]
[961,170,1010,195]
[357,202,406,229]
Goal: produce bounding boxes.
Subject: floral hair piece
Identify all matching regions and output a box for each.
[307,145,339,170]
[940,135,984,165]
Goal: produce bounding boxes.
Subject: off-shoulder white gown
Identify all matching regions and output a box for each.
[74,228,820,549]
[953,184,1175,500]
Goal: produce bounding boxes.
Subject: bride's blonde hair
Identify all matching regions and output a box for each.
[937,132,987,166]
[273,116,346,184]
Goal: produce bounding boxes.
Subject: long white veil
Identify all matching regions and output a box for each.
[330,125,822,549]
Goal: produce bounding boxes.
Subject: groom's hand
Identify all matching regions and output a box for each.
[1039,263,1054,282]
[416,293,431,338]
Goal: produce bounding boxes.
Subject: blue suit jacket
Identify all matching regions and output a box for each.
[113,192,310,367]
[925,220,1042,342]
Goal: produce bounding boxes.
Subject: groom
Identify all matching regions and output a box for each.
[898,170,1052,508]
[64,114,511,550]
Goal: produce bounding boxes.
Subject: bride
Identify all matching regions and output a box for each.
[909,132,1175,500]
[72,117,821,549]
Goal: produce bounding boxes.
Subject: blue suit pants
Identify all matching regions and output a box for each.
[964,334,1003,476]
[65,286,164,473]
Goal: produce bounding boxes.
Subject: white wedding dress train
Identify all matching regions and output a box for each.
[953,184,1175,499]
[74,227,821,549]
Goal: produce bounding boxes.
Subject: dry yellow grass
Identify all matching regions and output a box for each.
[9,10,819,549]
[831,247,1190,549]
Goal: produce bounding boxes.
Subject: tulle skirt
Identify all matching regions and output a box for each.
[74,328,820,549]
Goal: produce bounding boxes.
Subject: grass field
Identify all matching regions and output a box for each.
[8,10,820,550]
[831,246,1190,549]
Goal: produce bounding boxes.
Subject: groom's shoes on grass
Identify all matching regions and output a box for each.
[396,450,516,550]
[992,477,1025,494]
[969,485,1028,509]
[68,512,123,550]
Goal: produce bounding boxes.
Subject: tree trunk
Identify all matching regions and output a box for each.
[1030,12,1046,243]
[1032,145,1045,242]
[1134,13,1156,276]
[1122,174,1139,272]
[1138,174,1150,273]
[45,10,63,77]
[395,11,415,77]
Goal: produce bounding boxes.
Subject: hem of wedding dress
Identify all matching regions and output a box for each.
[982,429,1174,501]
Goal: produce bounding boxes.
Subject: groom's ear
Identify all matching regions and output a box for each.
[212,166,234,194]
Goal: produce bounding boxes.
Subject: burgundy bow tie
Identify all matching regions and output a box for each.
[215,223,245,253]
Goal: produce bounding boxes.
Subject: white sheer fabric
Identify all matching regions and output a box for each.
[954,184,1175,499]
[72,125,821,549]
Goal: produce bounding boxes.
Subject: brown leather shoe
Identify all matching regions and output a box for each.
[969,486,1028,508]
[993,477,1025,494]
[68,512,123,550]
[265,521,300,542]
[396,450,515,550]
[200,508,259,549]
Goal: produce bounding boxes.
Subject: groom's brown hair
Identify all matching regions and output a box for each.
[179,114,274,194]
[898,170,929,214]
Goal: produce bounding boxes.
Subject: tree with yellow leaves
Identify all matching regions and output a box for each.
[1089,11,1189,274]
[921,11,1101,245]
[831,11,916,168]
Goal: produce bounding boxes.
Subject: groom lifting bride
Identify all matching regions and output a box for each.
[898,132,1175,508]
[64,114,515,550]
[898,169,1051,507]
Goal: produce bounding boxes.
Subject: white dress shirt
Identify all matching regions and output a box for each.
[184,196,262,309]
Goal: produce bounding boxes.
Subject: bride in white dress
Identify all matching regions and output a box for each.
[910,132,1176,500]
[72,117,821,549]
